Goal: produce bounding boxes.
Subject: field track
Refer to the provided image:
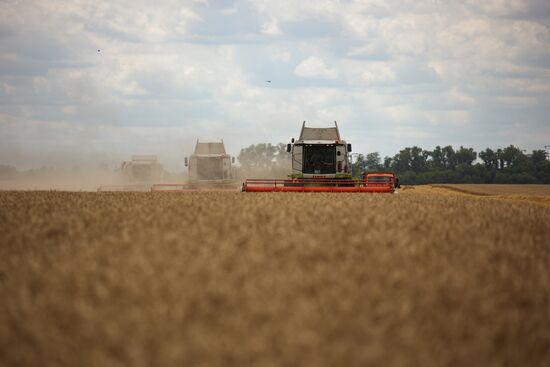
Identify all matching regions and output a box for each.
[425,184,550,207]
[430,183,550,196]
[1,189,550,367]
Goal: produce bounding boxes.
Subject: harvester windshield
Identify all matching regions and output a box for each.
[197,157,224,180]
[303,144,336,174]
[131,165,152,181]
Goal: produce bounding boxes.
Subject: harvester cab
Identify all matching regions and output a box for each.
[287,121,352,178]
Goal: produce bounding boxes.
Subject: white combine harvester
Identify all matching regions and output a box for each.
[186,141,234,182]
[98,155,164,192]
[151,140,238,192]
[122,155,164,183]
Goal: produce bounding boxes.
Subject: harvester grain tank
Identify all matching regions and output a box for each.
[242,121,397,193]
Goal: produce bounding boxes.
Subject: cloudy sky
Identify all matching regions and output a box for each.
[1,0,550,170]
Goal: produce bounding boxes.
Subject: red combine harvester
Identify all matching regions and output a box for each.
[151,182,238,192]
[242,121,398,193]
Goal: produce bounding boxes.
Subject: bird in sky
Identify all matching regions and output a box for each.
[266,80,271,83]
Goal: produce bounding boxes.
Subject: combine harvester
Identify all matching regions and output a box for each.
[98,155,163,192]
[151,140,239,192]
[242,121,398,193]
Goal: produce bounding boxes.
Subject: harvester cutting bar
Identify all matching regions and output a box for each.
[151,183,239,192]
[242,179,394,193]
[97,185,152,192]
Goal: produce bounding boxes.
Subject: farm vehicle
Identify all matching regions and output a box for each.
[98,155,164,192]
[150,140,238,192]
[242,121,398,193]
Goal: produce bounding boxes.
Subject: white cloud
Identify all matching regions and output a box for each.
[2,83,15,95]
[495,95,538,107]
[272,49,292,63]
[347,42,386,58]
[32,77,51,93]
[361,63,395,84]
[446,89,475,108]
[465,0,528,16]
[261,19,282,35]
[62,105,78,115]
[426,110,471,127]
[252,0,342,22]
[295,56,338,79]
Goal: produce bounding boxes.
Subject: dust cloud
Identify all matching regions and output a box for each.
[0,143,293,191]
[0,164,185,191]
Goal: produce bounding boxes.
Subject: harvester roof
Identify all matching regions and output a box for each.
[298,121,341,142]
[194,141,226,155]
[131,155,158,163]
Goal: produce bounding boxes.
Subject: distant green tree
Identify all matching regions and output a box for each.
[365,152,382,171]
[351,152,383,177]
[238,143,277,171]
[383,156,392,170]
[499,145,525,169]
[392,148,412,172]
[237,143,290,178]
[351,154,366,177]
[531,149,548,165]
[429,146,445,170]
[455,146,477,166]
[442,145,456,169]
[479,148,498,169]
[410,146,427,172]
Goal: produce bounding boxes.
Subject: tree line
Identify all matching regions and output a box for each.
[351,145,550,184]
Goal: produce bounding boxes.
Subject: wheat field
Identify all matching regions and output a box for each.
[1,188,549,367]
